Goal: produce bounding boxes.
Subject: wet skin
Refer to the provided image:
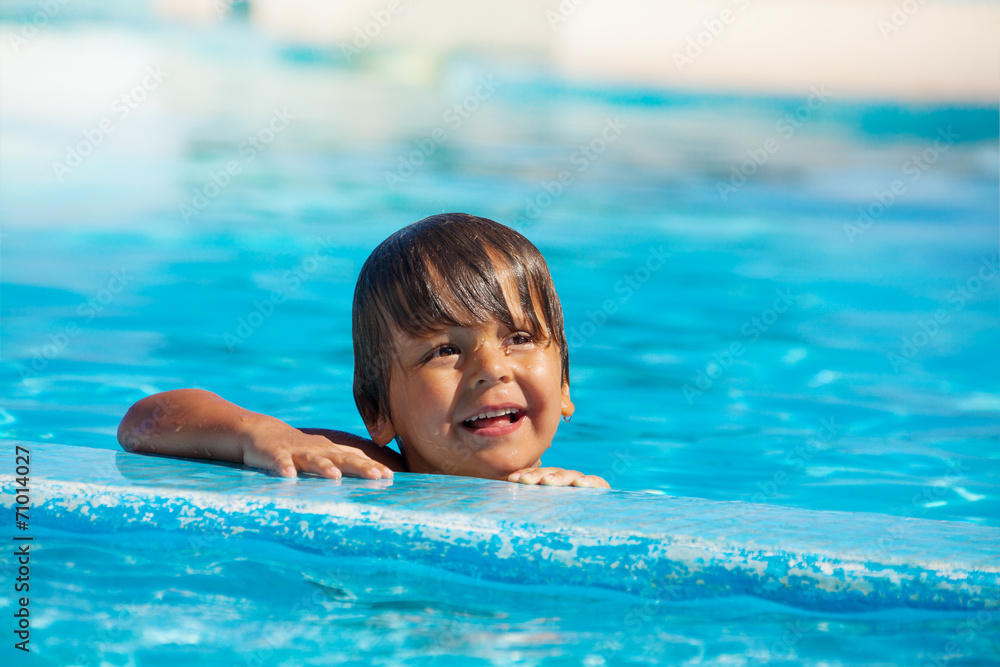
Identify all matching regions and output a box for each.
[366,316,609,488]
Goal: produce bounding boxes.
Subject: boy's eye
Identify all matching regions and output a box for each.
[430,344,459,359]
[509,332,535,346]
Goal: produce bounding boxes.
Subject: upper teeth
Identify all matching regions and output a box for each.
[467,408,518,422]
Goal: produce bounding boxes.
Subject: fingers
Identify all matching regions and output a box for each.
[284,450,394,481]
[571,475,611,489]
[509,467,565,484]
[251,441,394,481]
[508,467,551,484]
[271,453,394,480]
[537,468,583,486]
[273,454,297,478]
[508,467,603,487]
[320,450,394,481]
[290,451,342,480]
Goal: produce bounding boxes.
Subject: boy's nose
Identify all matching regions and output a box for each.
[469,341,511,386]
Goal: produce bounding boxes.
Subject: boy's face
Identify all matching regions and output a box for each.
[370,287,573,479]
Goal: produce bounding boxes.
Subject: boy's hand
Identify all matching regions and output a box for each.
[507,467,610,489]
[244,417,395,481]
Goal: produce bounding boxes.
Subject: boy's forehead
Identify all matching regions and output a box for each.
[390,252,540,340]
[424,247,528,320]
[482,246,525,317]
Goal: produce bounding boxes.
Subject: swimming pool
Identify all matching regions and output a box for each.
[3,440,999,665]
[1,8,999,666]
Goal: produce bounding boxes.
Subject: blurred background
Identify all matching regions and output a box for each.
[1,0,998,523]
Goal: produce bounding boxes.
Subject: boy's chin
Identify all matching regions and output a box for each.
[455,450,545,481]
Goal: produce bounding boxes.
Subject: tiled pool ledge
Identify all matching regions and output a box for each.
[4,441,998,612]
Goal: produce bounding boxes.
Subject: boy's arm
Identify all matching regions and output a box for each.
[117,388,398,479]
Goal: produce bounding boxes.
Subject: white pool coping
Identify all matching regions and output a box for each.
[3,440,998,611]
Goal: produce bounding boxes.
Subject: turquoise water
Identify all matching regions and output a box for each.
[22,526,996,666]
[1,10,999,665]
[6,443,1000,666]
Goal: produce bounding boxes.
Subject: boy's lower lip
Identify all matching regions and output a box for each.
[459,412,525,437]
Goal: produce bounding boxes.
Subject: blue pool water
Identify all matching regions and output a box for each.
[2,442,999,665]
[1,8,999,665]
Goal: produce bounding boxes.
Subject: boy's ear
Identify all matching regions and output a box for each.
[367,415,397,446]
[560,382,575,419]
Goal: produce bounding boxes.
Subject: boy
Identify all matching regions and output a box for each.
[118,213,610,488]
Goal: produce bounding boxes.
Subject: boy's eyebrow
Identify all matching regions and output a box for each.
[392,324,461,355]
[391,337,435,368]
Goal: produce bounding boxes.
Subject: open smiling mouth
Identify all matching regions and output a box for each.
[460,407,526,436]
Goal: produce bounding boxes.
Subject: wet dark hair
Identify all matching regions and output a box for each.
[352,212,569,428]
